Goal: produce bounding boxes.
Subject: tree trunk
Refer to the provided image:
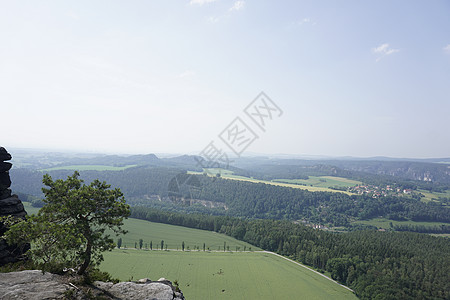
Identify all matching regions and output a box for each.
[77,240,92,275]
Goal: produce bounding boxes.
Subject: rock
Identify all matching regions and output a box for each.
[0,270,185,300]
[95,280,185,300]
[0,172,12,189]
[0,196,25,215]
[0,270,71,300]
[0,188,12,200]
[0,147,12,161]
[0,162,12,172]
[0,147,29,266]
[138,277,152,283]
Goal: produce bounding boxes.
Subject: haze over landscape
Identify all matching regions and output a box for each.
[1,0,449,158]
[1,2,450,299]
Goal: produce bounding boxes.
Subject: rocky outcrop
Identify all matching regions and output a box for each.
[0,147,29,266]
[95,277,185,300]
[0,270,185,300]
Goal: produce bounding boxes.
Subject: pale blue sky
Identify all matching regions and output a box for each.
[1,1,449,158]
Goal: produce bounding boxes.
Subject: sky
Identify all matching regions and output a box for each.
[1,0,449,158]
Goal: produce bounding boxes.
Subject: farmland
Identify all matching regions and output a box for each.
[188,168,357,195]
[113,217,259,251]
[102,250,356,300]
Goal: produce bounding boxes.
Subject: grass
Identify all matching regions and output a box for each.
[101,250,357,300]
[40,164,137,172]
[352,217,449,229]
[113,218,259,251]
[273,176,361,188]
[417,189,450,203]
[188,169,356,195]
[23,202,356,298]
[23,202,40,215]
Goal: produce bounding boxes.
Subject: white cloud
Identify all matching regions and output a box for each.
[444,44,450,54]
[189,0,217,5]
[372,43,400,62]
[229,1,245,11]
[208,16,221,23]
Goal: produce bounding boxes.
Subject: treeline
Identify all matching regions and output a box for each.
[11,168,450,225]
[189,176,450,224]
[232,162,449,192]
[130,207,450,300]
[393,224,450,234]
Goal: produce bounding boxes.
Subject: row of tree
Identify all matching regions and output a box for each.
[130,206,450,300]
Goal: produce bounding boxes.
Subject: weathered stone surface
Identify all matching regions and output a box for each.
[0,188,12,200]
[0,271,185,300]
[0,172,12,189]
[0,147,29,266]
[0,198,24,215]
[0,270,71,300]
[0,161,12,172]
[95,280,185,300]
[0,147,12,161]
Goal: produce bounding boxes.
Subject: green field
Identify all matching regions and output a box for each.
[418,189,450,203]
[273,176,361,188]
[189,169,356,195]
[113,218,259,251]
[23,202,40,215]
[102,250,356,300]
[353,217,449,229]
[40,164,137,171]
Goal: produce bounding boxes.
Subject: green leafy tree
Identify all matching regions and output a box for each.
[182,241,185,251]
[139,239,143,249]
[161,240,164,250]
[117,238,122,249]
[150,241,153,250]
[4,171,130,275]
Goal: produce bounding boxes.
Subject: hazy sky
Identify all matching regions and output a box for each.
[1,0,449,158]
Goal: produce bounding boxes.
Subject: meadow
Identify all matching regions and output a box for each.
[102,250,357,300]
[113,218,259,251]
[40,164,137,171]
[417,189,450,203]
[188,169,356,195]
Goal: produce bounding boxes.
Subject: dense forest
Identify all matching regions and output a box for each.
[11,167,450,227]
[130,206,450,300]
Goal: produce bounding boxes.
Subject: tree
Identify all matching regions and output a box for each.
[203,243,206,251]
[161,240,164,251]
[150,241,153,250]
[117,238,122,249]
[182,241,185,251]
[4,171,130,276]
[139,239,143,249]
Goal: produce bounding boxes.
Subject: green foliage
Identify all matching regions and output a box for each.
[131,207,450,299]
[4,171,130,275]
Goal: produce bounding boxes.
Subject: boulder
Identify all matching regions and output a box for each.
[95,279,185,300]
[0,271,185,300]
[0,270,71,300]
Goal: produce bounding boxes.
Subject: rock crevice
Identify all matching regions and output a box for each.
[0,147,29,266]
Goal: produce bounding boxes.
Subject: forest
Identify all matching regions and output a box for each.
[11,167,450,227]
[130,206,450,300]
